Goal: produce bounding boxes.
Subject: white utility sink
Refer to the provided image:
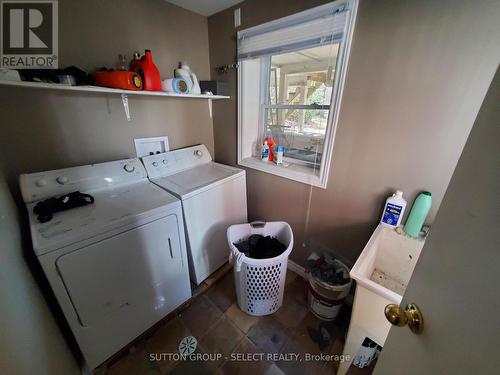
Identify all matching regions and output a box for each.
[337,224,425,375]
[351,224,425,303]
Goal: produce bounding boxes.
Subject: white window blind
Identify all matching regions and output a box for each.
[238,3,349,60]
[237,0,358,188]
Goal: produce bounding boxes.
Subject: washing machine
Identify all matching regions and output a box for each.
[20,158,192,370]
[142,144,248,284]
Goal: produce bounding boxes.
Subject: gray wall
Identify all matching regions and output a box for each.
[0,0,214,199]
[0,168,79,374]
[208,0,500,265]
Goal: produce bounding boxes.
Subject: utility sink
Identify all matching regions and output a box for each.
[351,224,425,303]
[337,224,426,375]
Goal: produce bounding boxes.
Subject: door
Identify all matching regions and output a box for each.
[374,68,499,374]
[56,214,190,328]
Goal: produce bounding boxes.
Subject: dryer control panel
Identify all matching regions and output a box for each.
[142,144,212,179]
[20,158,147,203]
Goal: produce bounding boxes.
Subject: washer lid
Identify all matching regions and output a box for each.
[151,162,245,200]
[28,181,180,255]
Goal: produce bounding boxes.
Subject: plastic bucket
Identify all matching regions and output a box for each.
[227,221,293,316]
[307,260,351,321]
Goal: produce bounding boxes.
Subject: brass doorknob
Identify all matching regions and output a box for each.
[384,303,424,334]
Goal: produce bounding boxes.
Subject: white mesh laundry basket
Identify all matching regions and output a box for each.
[227,221,293,316]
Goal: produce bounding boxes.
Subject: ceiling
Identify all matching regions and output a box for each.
[165,0,242,16]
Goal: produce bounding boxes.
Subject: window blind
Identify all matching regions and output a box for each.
[238,4,349,61]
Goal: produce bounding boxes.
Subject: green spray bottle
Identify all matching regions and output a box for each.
[404,192,432,238]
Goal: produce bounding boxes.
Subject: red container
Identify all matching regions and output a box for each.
[265,135,276,161]
[94,71,142,90]
[136,50,162,91]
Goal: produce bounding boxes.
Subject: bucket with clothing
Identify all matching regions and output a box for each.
[306,253,352,321]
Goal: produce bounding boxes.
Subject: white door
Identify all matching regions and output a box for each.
[56,214,190,341]
[57,214,190,326]
[373,70,499,374]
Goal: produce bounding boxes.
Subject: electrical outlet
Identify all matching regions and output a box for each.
[134,137,169,158]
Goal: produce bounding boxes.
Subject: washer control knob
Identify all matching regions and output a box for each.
[56,176,68,185]
[123,164,135,173]
[162,159,168,165]
[35,179,47,187]
[194,150,203,158]
[152,161,159,167]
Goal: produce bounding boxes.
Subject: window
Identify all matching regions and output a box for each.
[237,0,358,188]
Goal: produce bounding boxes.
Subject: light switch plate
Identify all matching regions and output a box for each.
[234,8,241,27]
[134,136,169,157]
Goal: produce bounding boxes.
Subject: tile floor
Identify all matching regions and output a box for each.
[100,270,377,375]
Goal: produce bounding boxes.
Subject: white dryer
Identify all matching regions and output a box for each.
[142,144,248,284]
[20,158,192,370]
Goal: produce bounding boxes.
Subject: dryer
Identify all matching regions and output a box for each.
[142,145,248,284]
[20,158,191,370]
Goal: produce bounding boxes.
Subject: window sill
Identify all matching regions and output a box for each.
[239,157,327,188]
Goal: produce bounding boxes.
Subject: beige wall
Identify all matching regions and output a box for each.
[0,0,214,371]
[0,0,214,199]
[208,0,500,265]
[0,168,79,375]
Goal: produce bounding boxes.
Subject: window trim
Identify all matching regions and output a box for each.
[237,0,359,189]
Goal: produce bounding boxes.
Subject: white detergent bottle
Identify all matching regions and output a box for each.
[380,190,407,228]
[187,66,201,95]
[174,62,201,94]
[174,63,193,92]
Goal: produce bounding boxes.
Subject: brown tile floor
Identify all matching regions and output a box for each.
[101,270,376,375]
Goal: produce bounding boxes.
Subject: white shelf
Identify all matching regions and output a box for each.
[0,79,230,99]
[0,79,229,121]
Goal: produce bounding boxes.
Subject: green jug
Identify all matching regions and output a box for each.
[404,192,432,238]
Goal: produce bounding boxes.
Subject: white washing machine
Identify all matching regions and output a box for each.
[142,144,248,285]
[20,158,192,370]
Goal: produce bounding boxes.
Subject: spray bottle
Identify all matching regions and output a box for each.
[264,134,275,161]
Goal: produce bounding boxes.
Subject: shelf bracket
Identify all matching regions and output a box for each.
[208,99,213,119]
[121,93,131,121]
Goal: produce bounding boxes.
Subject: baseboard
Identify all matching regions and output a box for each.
[287,259,307,279]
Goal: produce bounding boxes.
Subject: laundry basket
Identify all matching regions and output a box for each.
[227,221,293,316]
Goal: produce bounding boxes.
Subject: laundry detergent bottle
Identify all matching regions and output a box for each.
[174,62,201,94]
[187,66,201,95]
[380,190,407,228]
[404,191,432,237]
[138,49,162,91]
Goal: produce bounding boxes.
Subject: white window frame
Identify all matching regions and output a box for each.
[237,0,358,188]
